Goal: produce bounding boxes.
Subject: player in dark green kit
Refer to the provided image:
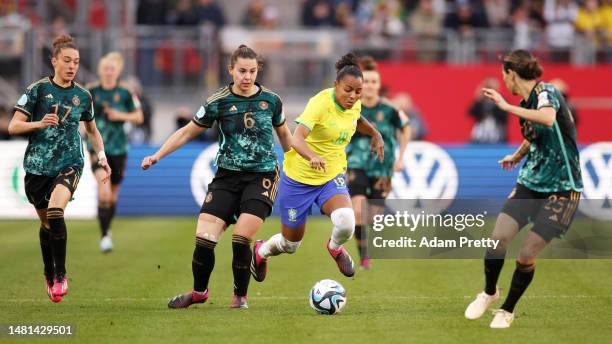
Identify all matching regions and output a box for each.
[141,45,292,309]
[8,35,111,303]
[464,50,583,329]
[87,52,143,252]
[346,56,410,269]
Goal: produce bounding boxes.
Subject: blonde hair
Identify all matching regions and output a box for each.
[98,52,125,75]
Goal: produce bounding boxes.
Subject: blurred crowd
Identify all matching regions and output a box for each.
[0,1,597,143]
[2,1,611,60]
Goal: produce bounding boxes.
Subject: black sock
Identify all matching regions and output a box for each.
[39,226,54,278]
[501,261,535,313]
[484,250,505,295]
[97,206,112,237]
[192,237,216,292]
[232,234,252,297]
[354,225,368,260]
[109,203,117,230]
[47,208,67,276]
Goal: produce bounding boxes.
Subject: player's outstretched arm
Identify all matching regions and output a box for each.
[8,111,59,135]
[356,116,384,162]
[482,88,555,127]
[84,119,112,183]
[274,122,292,153]
[141,121,206,170]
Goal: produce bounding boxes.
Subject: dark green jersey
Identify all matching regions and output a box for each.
[14,77,94,176]
[86,83,138,155]
[517,82,583,192]
[192,83,285,172]
[347,99,408,177]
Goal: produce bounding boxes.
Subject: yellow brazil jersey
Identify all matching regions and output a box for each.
[283,88,361,185]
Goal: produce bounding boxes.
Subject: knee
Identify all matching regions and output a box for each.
[331,207,356,232]
[517,247,539,266]
[196,213,226,242]
[515,260,536,272]
[98,192,112,205]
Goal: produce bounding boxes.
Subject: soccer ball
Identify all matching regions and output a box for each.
[309,279,346,315]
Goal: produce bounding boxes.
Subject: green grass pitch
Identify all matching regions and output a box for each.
[1,217,611,343]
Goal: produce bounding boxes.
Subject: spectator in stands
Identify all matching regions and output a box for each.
[334,1,356,29]
[356,0,376,29]
[392,93,428,140]
[369,0,405,38]
[602,0,612,61]
[549,78,579,127]
[167,0,200,26]
[511,4,532,49]
[543,0,578,62]
[137,0,168,25]
[444,0,489,38]
[468,77,508,143]
[0,104,10,140]
[576,0,605,46]
[302,0,337,27]
[484,0,511,27]
[511,0,547,29]
[123,76,154,144]
[137,0,168,86]
[241,0,279,28]
[409,0,444,61]
[334,0,360,13]
[196,0,226,29]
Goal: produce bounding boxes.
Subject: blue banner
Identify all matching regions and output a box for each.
[117,142,611,218]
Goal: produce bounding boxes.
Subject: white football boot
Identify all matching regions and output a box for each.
[100,234,113,253]
[490,309,515,329]
[464,288,500,320]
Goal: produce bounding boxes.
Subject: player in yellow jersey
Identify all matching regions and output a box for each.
[251,53,384,281]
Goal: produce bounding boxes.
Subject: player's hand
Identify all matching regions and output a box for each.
[309,156,326,172]
[105,108,123,122]
[141,155,159,170]
[393,159,404,172]
[498,154,519,171]
[482,88,510,111]
[39,113,59,128]
[99,158,112,183]
[371,132,384,162]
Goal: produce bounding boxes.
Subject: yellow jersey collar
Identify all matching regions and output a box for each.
[331,89,347,112]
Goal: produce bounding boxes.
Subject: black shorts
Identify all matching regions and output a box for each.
[91,152,127,185]
[200,166,280,225]
[24,167,81,210]
[501,183,581,242]
[347,168,392,199]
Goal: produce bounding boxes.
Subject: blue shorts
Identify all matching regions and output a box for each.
[278,173,350,228]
